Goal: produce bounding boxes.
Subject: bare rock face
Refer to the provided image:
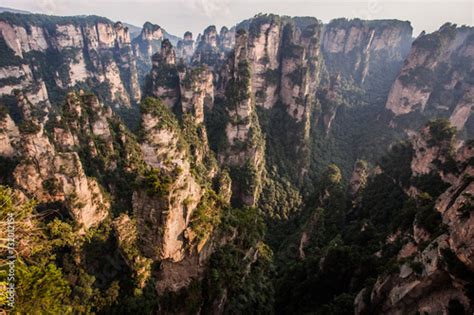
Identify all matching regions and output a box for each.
[0,61,50,111]
[279,20,322,121]
[178,66,214,124]
[193,25,234,69]
[225,16,324,183]
[244,15,282,110]
[322,18,412,89]
[137,112,200,259]
[133,99,222,292]
[0,14,141,108]
[193,25,219,67]
[0,112,19,157]
[131,22,164,82]
[10,92,109,230]
[156,38,176,65]
[148,37,218,121]
[53,91,117,159]
[147,39,179,108]
[176,31,195,64]
[140,22,164,42]
[356,130,474,315]
[318,74,342,133]
[386,24,473,132]
[219,26,235,52]
[219,29,265,206]
[436,142,474,270]
[203,26,218,47]
[233,15,322,115]
[408,121,456,183]
[361,235,470,315]
[132,22,163,60]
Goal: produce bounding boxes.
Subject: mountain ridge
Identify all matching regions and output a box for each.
[0,10,472,314]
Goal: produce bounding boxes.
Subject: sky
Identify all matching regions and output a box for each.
[0,0,472,38]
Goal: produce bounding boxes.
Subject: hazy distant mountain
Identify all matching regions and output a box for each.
[0,6,31,14]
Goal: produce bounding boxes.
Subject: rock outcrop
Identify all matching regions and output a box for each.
[192,25,235,69]
[223,15,324,184]
[132,97,224,292]
[0,111,19,157]
[0,13,141,109]
[386,24,474,133]
[317,73,342,133]
[322,18,412,90]
[192,25,219,67]
[178,66,214,124]
[409,121,455,181]
[355,124,474,315]
[8,91,110,230]
[146,39,179,108]
[218,29,265,206]
[176,31,195,64]
[1,10,472,313]
[132,22,164,81]
[135,106,203,261]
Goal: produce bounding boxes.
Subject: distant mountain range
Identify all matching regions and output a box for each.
[0,6,31,14]
[0,6,179,42]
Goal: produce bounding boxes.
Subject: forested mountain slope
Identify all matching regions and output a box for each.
[0,11,472,314]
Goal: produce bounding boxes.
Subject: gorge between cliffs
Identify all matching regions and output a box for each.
[0,7,473,315]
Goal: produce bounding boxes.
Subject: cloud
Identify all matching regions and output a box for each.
[36,0,59,14]
[190,0,231,18]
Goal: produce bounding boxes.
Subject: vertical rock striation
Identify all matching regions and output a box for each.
[386,24,473,133]
[176,31,195,64]
[322,18,412,91]
[146,39,179,108]
[0,13,141,109]
[7,91,110,230]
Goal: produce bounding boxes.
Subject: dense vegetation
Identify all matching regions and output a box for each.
[0,11,472,315]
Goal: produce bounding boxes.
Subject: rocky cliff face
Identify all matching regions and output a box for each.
[1,10,473,314]
[192,25,219,67]
[355,123,474,315]
[3,91,111,230]
[218,15,324,187]
[131,97,225,292]
[279,19,322,121]
[219,26,235,52]
[232,15,323,116]
[322,18,412,91]
[176,31,195,64]
[192,25,235,69]
[132,22,164,82]
[146,39,179,108]
[148,15,325,205]
[0,13,141,109]
[216,29,265,206]
[0,110,19,157]
[386,24,474,133]
[178,66,214,124]
[136,103,202,262]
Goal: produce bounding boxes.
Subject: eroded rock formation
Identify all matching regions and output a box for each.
[0,13,141,109]
[386,24,474,133]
